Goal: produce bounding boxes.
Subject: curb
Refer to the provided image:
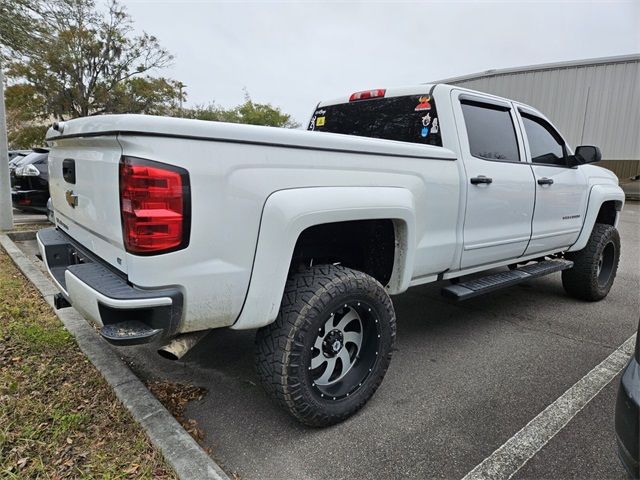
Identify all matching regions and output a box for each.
[0,232,230,480]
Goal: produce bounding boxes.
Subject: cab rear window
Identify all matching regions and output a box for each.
[308,94,442,147]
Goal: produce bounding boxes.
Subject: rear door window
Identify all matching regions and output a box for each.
[461,100,520,162]
[309,94,442,146]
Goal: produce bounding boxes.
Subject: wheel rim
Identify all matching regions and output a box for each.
[597,241,616,287]
[309,301,380,400]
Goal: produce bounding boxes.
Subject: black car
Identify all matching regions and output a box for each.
[8,149,32,171]
[8,149,32,163]
[616,321,640,478]
[11,149,49,213]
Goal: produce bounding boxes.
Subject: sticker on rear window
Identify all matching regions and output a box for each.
[415,96,431,111]
[307,93,442,147]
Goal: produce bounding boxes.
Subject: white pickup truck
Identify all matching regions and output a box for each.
[38,84,624,426]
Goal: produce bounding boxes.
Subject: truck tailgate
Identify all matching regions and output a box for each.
[48,135,127,273]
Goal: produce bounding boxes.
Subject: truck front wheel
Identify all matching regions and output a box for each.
[562,223,620,301]
[255,264,396,427]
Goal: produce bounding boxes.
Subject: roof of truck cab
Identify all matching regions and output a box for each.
[317,84,439,107]
[315,83,530,110]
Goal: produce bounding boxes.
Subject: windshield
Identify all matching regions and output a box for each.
[308,94,442,147]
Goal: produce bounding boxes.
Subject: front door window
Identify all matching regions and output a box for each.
[521,113,567,166]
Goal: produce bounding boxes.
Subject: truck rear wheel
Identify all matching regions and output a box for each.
[562,223,620,301]
[255,264,396,427]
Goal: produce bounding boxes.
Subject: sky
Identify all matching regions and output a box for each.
[122,0,640,125]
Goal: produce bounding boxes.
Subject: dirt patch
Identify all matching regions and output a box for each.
[9,222,51,232]
[146,381,207,443]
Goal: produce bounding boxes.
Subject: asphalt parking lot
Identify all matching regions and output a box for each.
[14,203,639,479]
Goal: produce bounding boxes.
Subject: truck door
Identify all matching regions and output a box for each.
[452,91,536,269]
[516,108,589,255]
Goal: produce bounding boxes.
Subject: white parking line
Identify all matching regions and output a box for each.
[461,334,636,480]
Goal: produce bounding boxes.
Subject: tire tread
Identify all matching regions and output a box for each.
[255,264,395,427]
[562,223,620,301]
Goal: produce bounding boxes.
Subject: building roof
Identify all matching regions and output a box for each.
[437,53,640,84]
[435,54,640,161]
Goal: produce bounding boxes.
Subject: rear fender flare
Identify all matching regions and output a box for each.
[231,187,416,330]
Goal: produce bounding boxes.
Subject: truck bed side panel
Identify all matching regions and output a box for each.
[117,134,459,332]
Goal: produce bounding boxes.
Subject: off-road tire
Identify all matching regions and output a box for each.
[562,223,620,301]
[255,264,396,427]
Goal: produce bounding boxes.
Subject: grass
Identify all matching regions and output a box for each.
[0,247,177,479]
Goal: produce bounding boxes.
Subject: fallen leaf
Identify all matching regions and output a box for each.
[123,464,140,474]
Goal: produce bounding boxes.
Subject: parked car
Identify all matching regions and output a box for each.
[38,84,624,426]
[11,149,49,213]
[616,322,640,478]
[8,149,32,171]
[8,149,32,161]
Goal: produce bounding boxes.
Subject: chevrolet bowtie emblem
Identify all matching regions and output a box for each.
[65,190,78,208]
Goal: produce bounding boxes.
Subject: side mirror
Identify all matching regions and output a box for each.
[574,145,602,165]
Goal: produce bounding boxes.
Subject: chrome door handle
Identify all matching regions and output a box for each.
[470,175,493,185]
[537,177,554,185]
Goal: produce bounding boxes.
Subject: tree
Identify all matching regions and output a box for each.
[0,1,300,148]
[183,93,300,129]
[0,0,184,147]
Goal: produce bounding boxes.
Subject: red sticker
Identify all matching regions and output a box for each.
[415,96,431,111]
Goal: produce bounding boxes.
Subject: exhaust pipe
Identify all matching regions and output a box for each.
[157,330,209,360]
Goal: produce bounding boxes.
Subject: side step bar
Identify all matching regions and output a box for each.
[441,259,573,301]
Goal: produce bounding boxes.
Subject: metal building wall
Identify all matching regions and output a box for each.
[443,56,640,163]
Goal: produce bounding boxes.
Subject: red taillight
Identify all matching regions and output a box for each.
[349,89,386,102]
[119,156,190,255]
